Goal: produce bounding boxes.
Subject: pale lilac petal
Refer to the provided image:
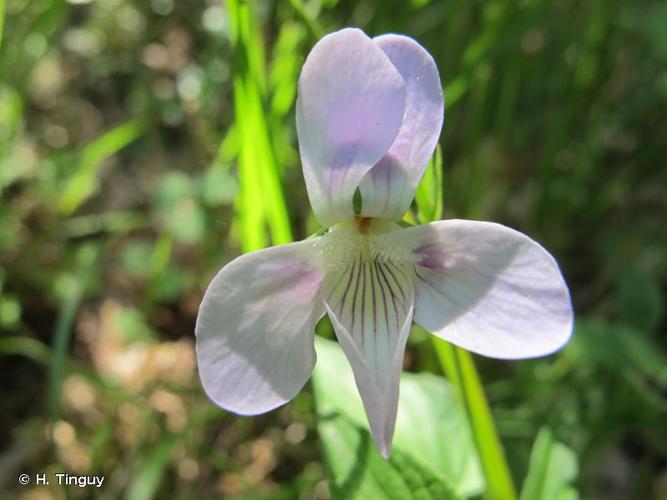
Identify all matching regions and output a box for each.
[404,220,573,358]
[296,28,407,227]
[323,248,414,457]
[359,34,444,220]
[195,240,325,415]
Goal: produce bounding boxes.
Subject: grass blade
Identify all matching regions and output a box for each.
[227,0,293,251]
[0,336,51,364]
[0,0,5,51]
[58,119,145,216]
[124,433,180,500]
[48,244,98,423]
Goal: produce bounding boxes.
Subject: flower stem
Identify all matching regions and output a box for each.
[433,338,517,500]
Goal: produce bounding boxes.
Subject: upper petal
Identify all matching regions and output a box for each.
[322,231,414,457]
[404,220,573,358]
[296,28,407,227]
[195,240,325,415]
[358,34,444,220]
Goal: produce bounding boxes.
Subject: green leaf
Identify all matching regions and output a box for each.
[312,337,483,498]
[519,428,578,500]
[415,145,444,222]
[319,415,462,500]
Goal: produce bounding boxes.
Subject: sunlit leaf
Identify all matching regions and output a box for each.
[312,337,484,498]
[319,415,462,500]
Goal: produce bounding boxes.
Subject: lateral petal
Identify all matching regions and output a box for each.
[405,220,573,358]
[359,34,444,220]
[195,240,325,415]
[296,28,407,227]
[324,249,414,457]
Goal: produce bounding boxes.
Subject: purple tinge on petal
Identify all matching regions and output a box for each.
[296,28,407,227]
[358,34,444,221]
[278,261,324,298]
[195,240,325,415]
[414,242,449,269]
[401,220,574,359]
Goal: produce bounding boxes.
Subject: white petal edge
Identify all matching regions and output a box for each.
[358,34,444,220]
[406,220,573,359]
[195,240,325,415]
[323,248,414,457]
[296,28,407,227]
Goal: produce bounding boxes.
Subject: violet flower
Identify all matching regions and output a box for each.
[195,28,573,457]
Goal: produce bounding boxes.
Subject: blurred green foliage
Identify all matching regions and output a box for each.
[1,0,666,499]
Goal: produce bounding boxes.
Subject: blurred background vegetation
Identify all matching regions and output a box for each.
[1,0,666,498]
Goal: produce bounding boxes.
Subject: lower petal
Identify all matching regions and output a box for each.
[406,220,573,359]
[195,240,325,415]
[324,250,414,457]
